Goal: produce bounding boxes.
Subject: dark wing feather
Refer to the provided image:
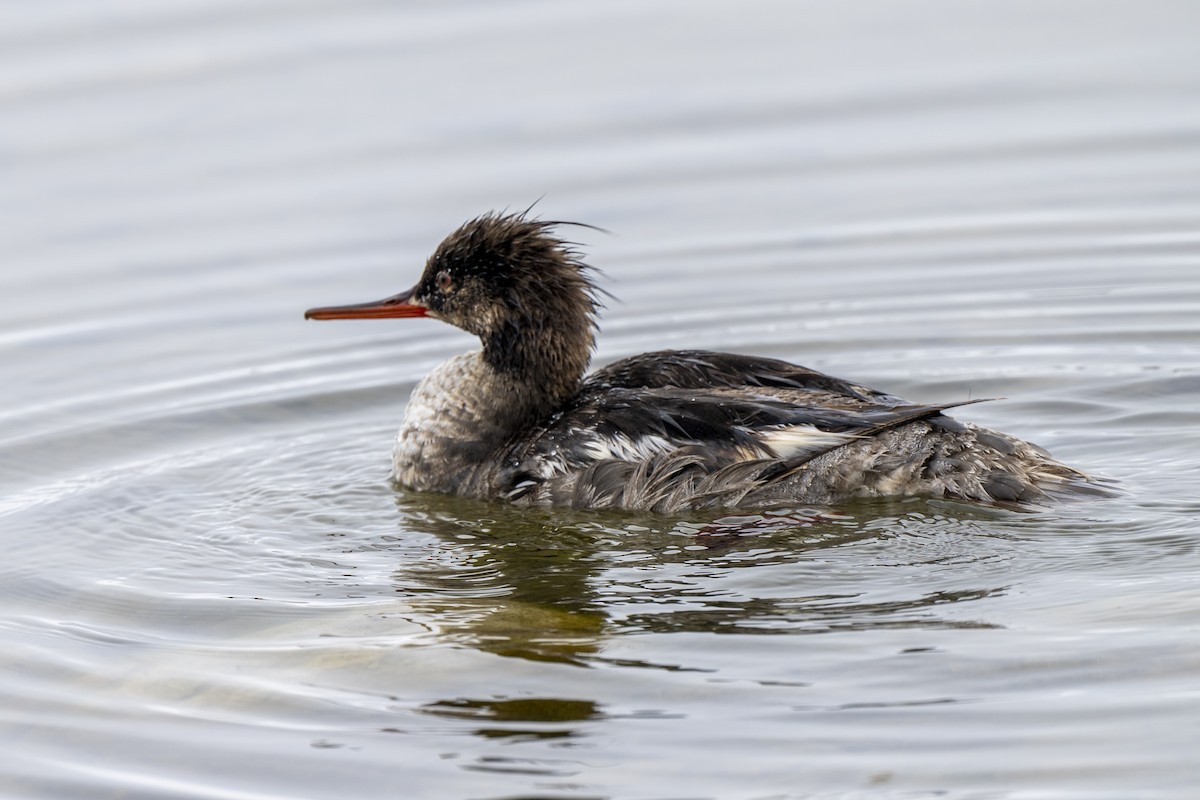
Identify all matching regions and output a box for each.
[585,349,903,403]
[489,350,1096,510]
[498,356,990,504]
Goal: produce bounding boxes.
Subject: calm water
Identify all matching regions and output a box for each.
[3,2,1200,798]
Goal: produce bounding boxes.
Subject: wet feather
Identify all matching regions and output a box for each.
[306,211,1108,512]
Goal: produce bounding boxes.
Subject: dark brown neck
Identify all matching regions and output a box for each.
[481,319,593,416]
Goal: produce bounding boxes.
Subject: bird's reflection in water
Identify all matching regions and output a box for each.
[385,491,1010,668]
[418,696,602,743]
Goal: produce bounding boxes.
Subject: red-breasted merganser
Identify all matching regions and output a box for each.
[305,211,1098,512]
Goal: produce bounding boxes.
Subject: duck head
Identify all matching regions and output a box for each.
[306,211,605,401]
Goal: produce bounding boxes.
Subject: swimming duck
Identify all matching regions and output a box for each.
[305,211,1096,512]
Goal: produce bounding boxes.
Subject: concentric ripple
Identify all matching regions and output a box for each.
[3,1,1200,798]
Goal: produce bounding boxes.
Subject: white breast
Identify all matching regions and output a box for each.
[392,351,489,491]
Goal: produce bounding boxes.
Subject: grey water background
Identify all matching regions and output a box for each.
[3,2,1199,798]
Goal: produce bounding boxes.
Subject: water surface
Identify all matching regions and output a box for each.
[3,2,1200,798]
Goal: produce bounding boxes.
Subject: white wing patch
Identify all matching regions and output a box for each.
[579,433,676,462]
[577,425,857,465]
[757,424,860,460]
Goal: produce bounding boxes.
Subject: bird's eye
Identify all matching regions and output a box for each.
[436,271,454,292]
